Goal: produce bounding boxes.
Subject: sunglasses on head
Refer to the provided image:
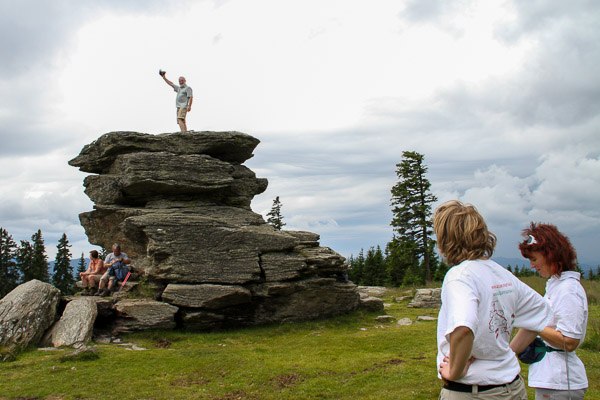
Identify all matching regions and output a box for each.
[526,235,538,245]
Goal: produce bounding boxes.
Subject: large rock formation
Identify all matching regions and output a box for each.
[69,131,360,331]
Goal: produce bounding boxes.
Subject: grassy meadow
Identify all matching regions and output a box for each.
[0,278,598,400]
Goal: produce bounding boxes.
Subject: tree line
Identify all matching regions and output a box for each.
[0,228,81,297]
[346,150,599,287]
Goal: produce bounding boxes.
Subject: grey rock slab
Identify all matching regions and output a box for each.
[69,131,261,173]
[0,280,61,353]
[42,297,98,348]
[112,299,178,333]
[161,284,252,309]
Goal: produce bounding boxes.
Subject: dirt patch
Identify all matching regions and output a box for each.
[362,357,405,373]
[154,338,172,348]
[271,372,304,389]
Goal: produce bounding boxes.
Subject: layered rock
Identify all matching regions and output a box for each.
[69,131,360,331]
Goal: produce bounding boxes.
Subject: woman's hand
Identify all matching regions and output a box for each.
[439,355,475,381]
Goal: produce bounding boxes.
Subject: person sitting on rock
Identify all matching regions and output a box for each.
[79,250,106,295]
[95,244,131,297]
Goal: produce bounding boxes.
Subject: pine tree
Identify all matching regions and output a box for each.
[348,249,365,284]
[52,233,74,294]
[433,259,450,281]
[266,196,286,230]
[16,240,34,283]
[587,268,595,281]
[386,238,416,286]
[77,252,86,274]
[390,151,437,282]
[0,227,19,297]
[362,246,386,286]
[30,230,49,282]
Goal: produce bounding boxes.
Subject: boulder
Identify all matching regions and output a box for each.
[42,297,97,347]
[112,299,178,333]
[359,296,385,313]
[357,286,387,298]
[408,288,441,308]
[251,278,360,324]
[0,280,61,355]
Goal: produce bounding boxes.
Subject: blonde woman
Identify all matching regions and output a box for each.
[434,200,552,399]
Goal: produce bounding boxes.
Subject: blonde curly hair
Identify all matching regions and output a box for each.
[433,200,496,266]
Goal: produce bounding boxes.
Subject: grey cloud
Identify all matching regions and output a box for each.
[0,0,187,76]
[495,0,600,41]
[400,0,464,25]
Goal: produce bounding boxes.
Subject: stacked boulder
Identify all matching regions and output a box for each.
[68,131,360,333]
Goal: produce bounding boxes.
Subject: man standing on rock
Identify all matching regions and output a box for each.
[160,70,193,133]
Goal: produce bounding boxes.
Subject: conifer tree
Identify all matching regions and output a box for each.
[266,196,286,230]
[0,227,19,297]
[587,268,595,281]
[52,233,74,294]
[513,265,521,276]
[386,238,416,286]
[348,249,365,284]
[389,151,437,282]
[16,240,34,283]
[362,246,386,286]
[30,230,49,282]
[433,259,450,281]
[77,252,86,274]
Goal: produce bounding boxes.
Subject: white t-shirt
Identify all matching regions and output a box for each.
[174,84,193,108]
[437,259,552,385]
[528,271,588,390]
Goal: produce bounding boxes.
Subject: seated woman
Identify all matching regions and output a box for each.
[79,250,106,295]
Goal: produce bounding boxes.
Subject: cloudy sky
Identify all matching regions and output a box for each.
[1,0,599,267]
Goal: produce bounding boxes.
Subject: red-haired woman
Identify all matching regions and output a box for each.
[518,223,588,399]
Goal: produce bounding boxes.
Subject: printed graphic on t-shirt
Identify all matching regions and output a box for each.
[489,300,510,339]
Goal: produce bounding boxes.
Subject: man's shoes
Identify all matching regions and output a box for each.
[93,290,103,296]
[100,289,111,297]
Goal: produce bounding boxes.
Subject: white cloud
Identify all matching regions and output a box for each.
[1,0,599,264]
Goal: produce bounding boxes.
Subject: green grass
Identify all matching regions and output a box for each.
[0,286,598,400]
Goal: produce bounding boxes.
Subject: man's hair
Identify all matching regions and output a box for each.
[90,250,99,259]
[518,222,577,276]
[433,200,496,265]
[112,243,121,251]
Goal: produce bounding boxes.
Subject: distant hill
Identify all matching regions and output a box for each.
[494,256,598,277]
[47,259,88,279]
